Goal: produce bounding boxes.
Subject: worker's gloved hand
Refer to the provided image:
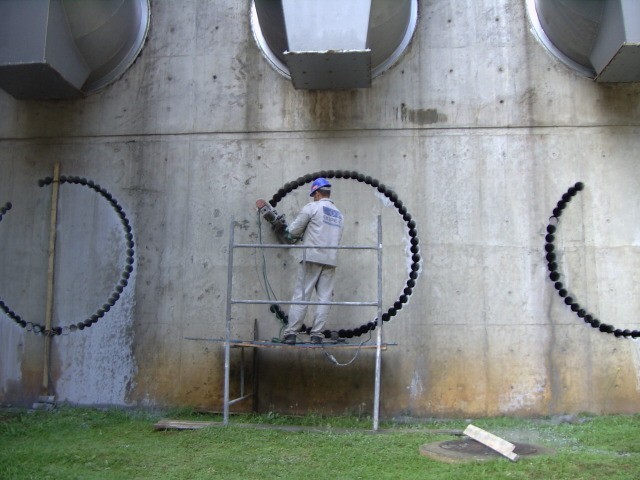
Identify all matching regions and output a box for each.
[284,231,299,244]
[269,221,298,245]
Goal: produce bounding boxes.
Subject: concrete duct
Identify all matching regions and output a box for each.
[0,0,150,100]
[251,0,418,90]
[527,0,640,82]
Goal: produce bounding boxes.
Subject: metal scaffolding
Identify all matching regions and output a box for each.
[223,215,389,430]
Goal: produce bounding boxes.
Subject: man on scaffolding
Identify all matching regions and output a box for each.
[282,178,344,345]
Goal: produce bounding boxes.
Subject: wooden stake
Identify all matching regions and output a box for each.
[42,163,60,394]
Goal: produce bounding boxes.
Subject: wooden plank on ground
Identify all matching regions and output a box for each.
[154,420,219,431]
[229,340,391,350]
[463,424,519,462]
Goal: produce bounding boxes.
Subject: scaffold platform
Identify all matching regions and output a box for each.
[200,215,391,431]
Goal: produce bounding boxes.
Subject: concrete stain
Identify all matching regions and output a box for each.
[399,103,447,124]
[498,378,548,414]
[294,89,363,129]
[409,370,424,400]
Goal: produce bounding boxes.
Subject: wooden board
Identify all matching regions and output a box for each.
[229,340,392,350]
[184,336,396,350]
[154,419,219,431]
[463,424,519,462]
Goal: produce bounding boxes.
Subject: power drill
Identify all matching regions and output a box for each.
[256,199,297,244]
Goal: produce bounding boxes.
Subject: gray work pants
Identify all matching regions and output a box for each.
[284,261,336,337]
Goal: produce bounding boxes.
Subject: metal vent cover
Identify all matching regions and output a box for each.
[0,0,150,100]
[527,0,640,82]
[251,0,418,90]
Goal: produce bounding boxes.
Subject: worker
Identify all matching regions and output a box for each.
[283,177,344,345]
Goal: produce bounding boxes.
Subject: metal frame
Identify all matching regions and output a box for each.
[223,215,385,430]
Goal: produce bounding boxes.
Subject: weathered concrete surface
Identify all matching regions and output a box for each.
[1,0,640,417]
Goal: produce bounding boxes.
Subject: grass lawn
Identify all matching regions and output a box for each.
[1,407,639,479]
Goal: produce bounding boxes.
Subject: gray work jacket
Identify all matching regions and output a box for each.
[287,198,344,267]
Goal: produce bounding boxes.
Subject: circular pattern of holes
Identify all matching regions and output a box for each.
[268,170,420,339]
[0,176,134,336]
[546,182,639,338]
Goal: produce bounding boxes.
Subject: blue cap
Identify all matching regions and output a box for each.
[310,177,331,196]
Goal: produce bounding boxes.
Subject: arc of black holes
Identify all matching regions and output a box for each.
[267,170,421,340]
[0,176,134,336]
[546,182,639,339]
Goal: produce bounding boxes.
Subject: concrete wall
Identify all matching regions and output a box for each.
[1,0,640,417]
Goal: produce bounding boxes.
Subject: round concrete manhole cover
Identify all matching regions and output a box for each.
[420,438,548,463]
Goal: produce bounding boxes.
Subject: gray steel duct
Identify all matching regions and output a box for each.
[527,0,640,82]
[251,0,418,90]
[0,0,150,100]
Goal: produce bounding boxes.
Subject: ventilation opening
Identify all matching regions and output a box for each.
[527,0,640,83]
[251,0,418,90]
[0,0,150,100]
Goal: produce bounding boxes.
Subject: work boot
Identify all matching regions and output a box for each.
[283,334,296,345]
[310,335,323,345]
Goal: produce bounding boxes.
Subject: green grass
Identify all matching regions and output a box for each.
[1,407,639,479]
